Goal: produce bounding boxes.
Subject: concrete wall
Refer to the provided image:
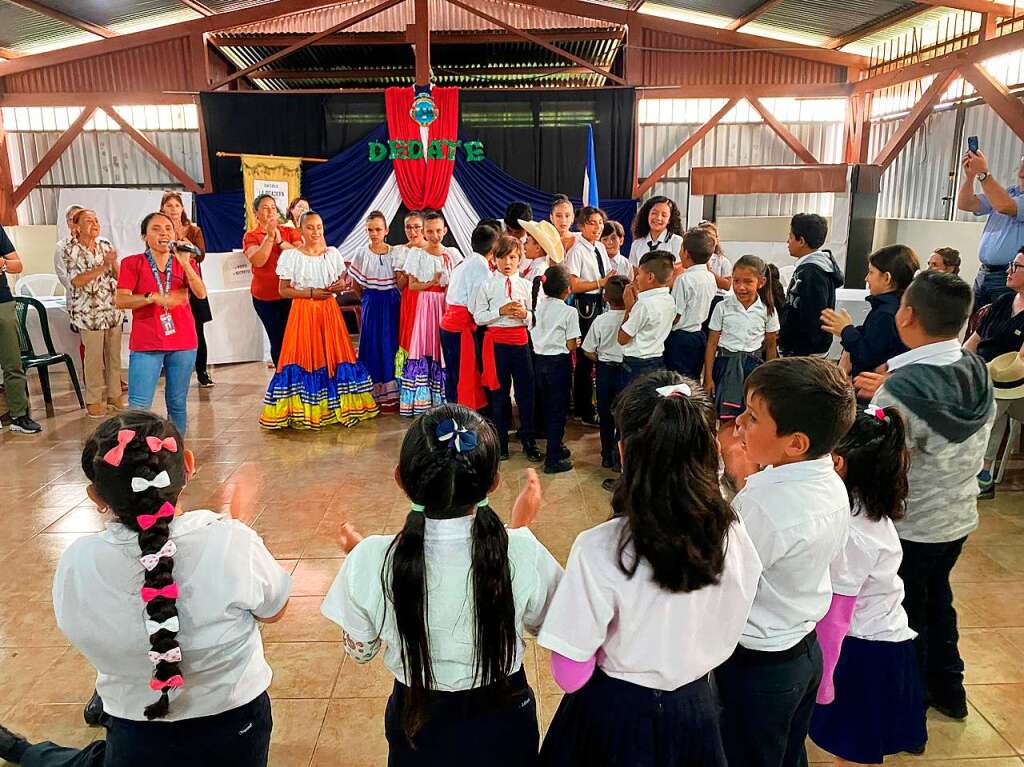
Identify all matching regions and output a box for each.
[4,225,60,295]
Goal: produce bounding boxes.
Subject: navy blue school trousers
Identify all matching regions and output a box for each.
[490,342,535,450]
[595,360,626,461]
[621,355,664,386]
[664,329,707,380]
[534,354,571,467]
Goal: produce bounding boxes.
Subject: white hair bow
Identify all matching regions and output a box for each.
[145,616,180,635]
[139,540,177,571]
[131,471,171,493]
[148,646,182,665]
[656,383,692,398]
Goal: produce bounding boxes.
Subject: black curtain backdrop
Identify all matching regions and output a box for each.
[200,89,635,199]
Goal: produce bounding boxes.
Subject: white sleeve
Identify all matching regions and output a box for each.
[732,492,781,570]
[620,300,647,339]
[519,532,565,636]
[275,250,294,281]
[564,245,583,278]
[566,306,582,342]
[320,540,381,642]
[829,525,878,598]
[247,530,292,619]
[536,537,613,661]
[581,318,602,355]
[709,300,726,332]
[471,280,499,326]
[766,308,780,333]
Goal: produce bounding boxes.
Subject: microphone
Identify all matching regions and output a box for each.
[170,241,200,256]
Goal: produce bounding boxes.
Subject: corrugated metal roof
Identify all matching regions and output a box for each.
[754,0,916,42]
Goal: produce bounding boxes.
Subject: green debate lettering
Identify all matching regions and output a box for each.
[368,139,484,162]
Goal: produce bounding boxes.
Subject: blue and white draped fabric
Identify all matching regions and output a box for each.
[583,124,599,208]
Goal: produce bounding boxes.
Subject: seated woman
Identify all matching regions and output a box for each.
[259,211,379,430]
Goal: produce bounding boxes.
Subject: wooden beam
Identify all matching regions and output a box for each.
[691,164,855,195]
[981,12,999,39]
[445,0,628,85]
[210,0,404,90]
[641,82,852,98]
[844,92,872,163]
[194,96,212,194]
[747,96,819,163]
[190,34,209,91]
[99,107,202,193]
[628,0,646,10]
[213,30,624,46]
[413,0,430,85]
[0,110,18,225]
[178,0,214,15]
[914,0,1019,15]
[826,4,932,49]
[872,69,958,169]
[249,65,599,79]
[12,107,95,207]
[4,0,117,38]
[0,47,22,59]
[960,62,1024,141]
[636,97,739,197]
[0,92,195,106]
[727,0,785,32]
[853,26,1024,93]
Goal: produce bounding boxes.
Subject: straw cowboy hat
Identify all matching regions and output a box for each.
[988,352,1024,400]
[518,219,564,264]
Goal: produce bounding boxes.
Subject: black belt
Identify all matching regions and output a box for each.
[730,630,817,665]
[980,263,1009,272]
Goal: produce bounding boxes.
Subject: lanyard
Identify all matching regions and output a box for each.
[145,249,174,297]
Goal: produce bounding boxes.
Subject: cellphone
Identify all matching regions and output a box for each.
[968,135,979,154]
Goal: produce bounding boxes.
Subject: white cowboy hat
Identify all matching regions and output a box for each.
[519,219,564,264]
[988,351,1024,401]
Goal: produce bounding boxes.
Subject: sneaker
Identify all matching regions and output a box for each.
[543,459,573,475]
[0,722,29,764]
[978,481,995,500]
[197,373,216,388]
[522,440,543,463]
[84,690,106,727]
[86,403,107,418]
[9,415,41,434]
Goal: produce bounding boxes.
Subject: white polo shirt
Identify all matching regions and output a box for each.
[565,238,615,295]
[530,298,582,356]
[471,271,532,328]
[709,293,780,353]
[582,308,625,363]
[733,456,850,651]
[709,253,732,297]
[672,264,718,332]
[520,254,548,283]
[445,252,492,308]
[832,509,916,643]
[52,510,291,722]
[610,254,634,282]
[628,230,683,267]
[537,517,762,691]
[620,286,675,359]
[322,515,563,691]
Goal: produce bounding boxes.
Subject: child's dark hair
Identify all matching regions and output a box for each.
[835,406,909,522]
[503,201,532,231]
[477,217,502,233]
[869,244,919,294]
[550,194,573,214]
[387,404,511,739]
[81,411,187,721]
[471,224,500,255]
[366,209,388,226]
[603,275,629,307]
[493,234,521,263]
[404,210,424,223]
[903,270,973,337]
[575,205,606,228]
[532,265,571,323]
[141,211,174,235]
[251,193,277,215]
[638,251,674,284]
[612,371,737,592]
[632,195,683,240]
[682,227,714,265]
[422,210,445,226]
[745,357,856,459]
[733,254,783,317]
[602,221,624,240]
[790,213,828,250]
[933,246,961,274]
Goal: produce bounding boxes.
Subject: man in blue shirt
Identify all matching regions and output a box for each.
[957,150,1024,313]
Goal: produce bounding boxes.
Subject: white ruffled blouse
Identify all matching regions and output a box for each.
[276,246,347,290]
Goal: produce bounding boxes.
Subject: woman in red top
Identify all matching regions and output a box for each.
[116,212,207,435]
[243,194,302,367]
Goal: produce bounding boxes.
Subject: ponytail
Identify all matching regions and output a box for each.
[835,405,909,522]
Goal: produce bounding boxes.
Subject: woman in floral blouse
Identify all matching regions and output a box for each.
[62,209,124,417]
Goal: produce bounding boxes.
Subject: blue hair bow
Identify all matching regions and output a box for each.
[436,419,478,453]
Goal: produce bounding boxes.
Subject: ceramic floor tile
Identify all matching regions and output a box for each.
[26,648,96,704]
[967,684,1024,754]
[893,704,1016,760]
[3,703,102,751]
[267,698,329,767]
[266,642,345,699]
[953,583,1024,628]
[0,601,70,648]
[289,559,343,597]
[260,597,340,643]
[961,630,1024,685]
[309,698,389,767]
[332,654,398,699]
[0,647,66,709]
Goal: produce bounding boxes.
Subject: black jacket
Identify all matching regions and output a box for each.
[840,292,907,377]
[779,250,844,356]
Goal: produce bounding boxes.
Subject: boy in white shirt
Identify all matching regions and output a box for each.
[617,251,675,384]
[718,356,856,767]
[666,228,718,380]
[601,221,634,281]
[582,275,629,470]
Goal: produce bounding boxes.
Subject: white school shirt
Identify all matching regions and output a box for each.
[52,511,291,722]
[520,254,549,283]
[348,245,397,291]
[628,230,683,267]
[446,251,492,308]
[537,517,762,691]
[564,238,615,295]
[709,253,732,297]
[471,271,532,328]
[582,309,625,363]
[885,337,962,372]
[610,253,634,282]
[709,293,780,353]
[530,298,582,356]
[403,247,464,287]
[832,509,916,643]
[275,246,347,290]
[733,456,850,651]
[620,286,675,358]
[321,516,563,691]
[672,264,718,332]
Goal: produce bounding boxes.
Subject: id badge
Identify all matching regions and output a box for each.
[160,311,177,336]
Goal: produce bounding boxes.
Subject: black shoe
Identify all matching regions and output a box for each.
[197,373,216,388]
[931,698,968,720]
[601,478,618,492]
[903,742,927,755]
[9,415,41,434]
[84,690,106,727]
[0,723,29,764]
[977,481,995,500]
[500,447,510,461]
[601,455,614,469]
[577,414,600,428]
[611,458,622,473]
[543,459,573,474]
[522,440,543,462]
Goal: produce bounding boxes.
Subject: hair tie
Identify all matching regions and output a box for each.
[132,471,171,493]
[140,539,177,570]
[141,583,178,603]
[864,404,888,422]
[149,675,184,691]
[656,383,691,398]
[145,436,177,454]
[477,498,490,508]
[436,419,478,453]
[145,616,179,635]
[148,647,182,665]
[103,429,136,467]
[137,502,175,531]
[539,274,547,284]
[410,503,426,513]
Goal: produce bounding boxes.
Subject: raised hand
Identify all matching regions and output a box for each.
[511,468,543,529]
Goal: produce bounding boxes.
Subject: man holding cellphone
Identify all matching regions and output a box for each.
[957,141,1024,312]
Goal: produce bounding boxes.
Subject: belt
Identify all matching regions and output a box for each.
[980,263,1009,272]
[730,630,818,664]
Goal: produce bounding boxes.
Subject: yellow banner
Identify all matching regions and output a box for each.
[241,154,303,231]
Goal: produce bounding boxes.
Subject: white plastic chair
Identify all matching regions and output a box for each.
[14,274,61,297]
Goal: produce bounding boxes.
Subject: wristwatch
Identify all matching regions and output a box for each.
[977,172,989,183]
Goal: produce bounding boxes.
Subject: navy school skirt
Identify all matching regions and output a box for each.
[540,668,726,767]
[385,668,539,767]
[809,636,927,764]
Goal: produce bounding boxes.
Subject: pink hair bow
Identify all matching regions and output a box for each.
[141,583,179,603]
[137,502,175,532]
[145,436,178,454]
[103,430,136,467]
[139,539,177,571]
[864,404,888,422]
[149,675,184,691]
[148,647,182,665]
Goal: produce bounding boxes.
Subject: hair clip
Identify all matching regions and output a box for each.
[148,647,182,665]
[141,583,179,603]
[477,498,490,508]
[103,429,136,467]
[140,539,177,570]
[145,616,179,635]
[436,419,478,453]
[131,471,171,493]
[656,383,691,398]
[540,274,547,284]
[410,502,426,513]
[149,675,184,691]
[145,436,177,454]
[864,404,888,422]
[137,502,175,531]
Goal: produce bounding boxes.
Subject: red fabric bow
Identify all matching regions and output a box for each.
[103,429,136,467]
[138,502,175,531]
[146,436,178,454]
[150,675,184,691]
[141,583,179,603]
[439,306,487,409]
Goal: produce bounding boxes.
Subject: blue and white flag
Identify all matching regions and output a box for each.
[582,124,599,208]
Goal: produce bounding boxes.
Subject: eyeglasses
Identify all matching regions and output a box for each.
[405,224,423,230]
[1008,262,1024,273]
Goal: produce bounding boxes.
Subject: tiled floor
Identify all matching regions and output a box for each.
[1,361,1023,766]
